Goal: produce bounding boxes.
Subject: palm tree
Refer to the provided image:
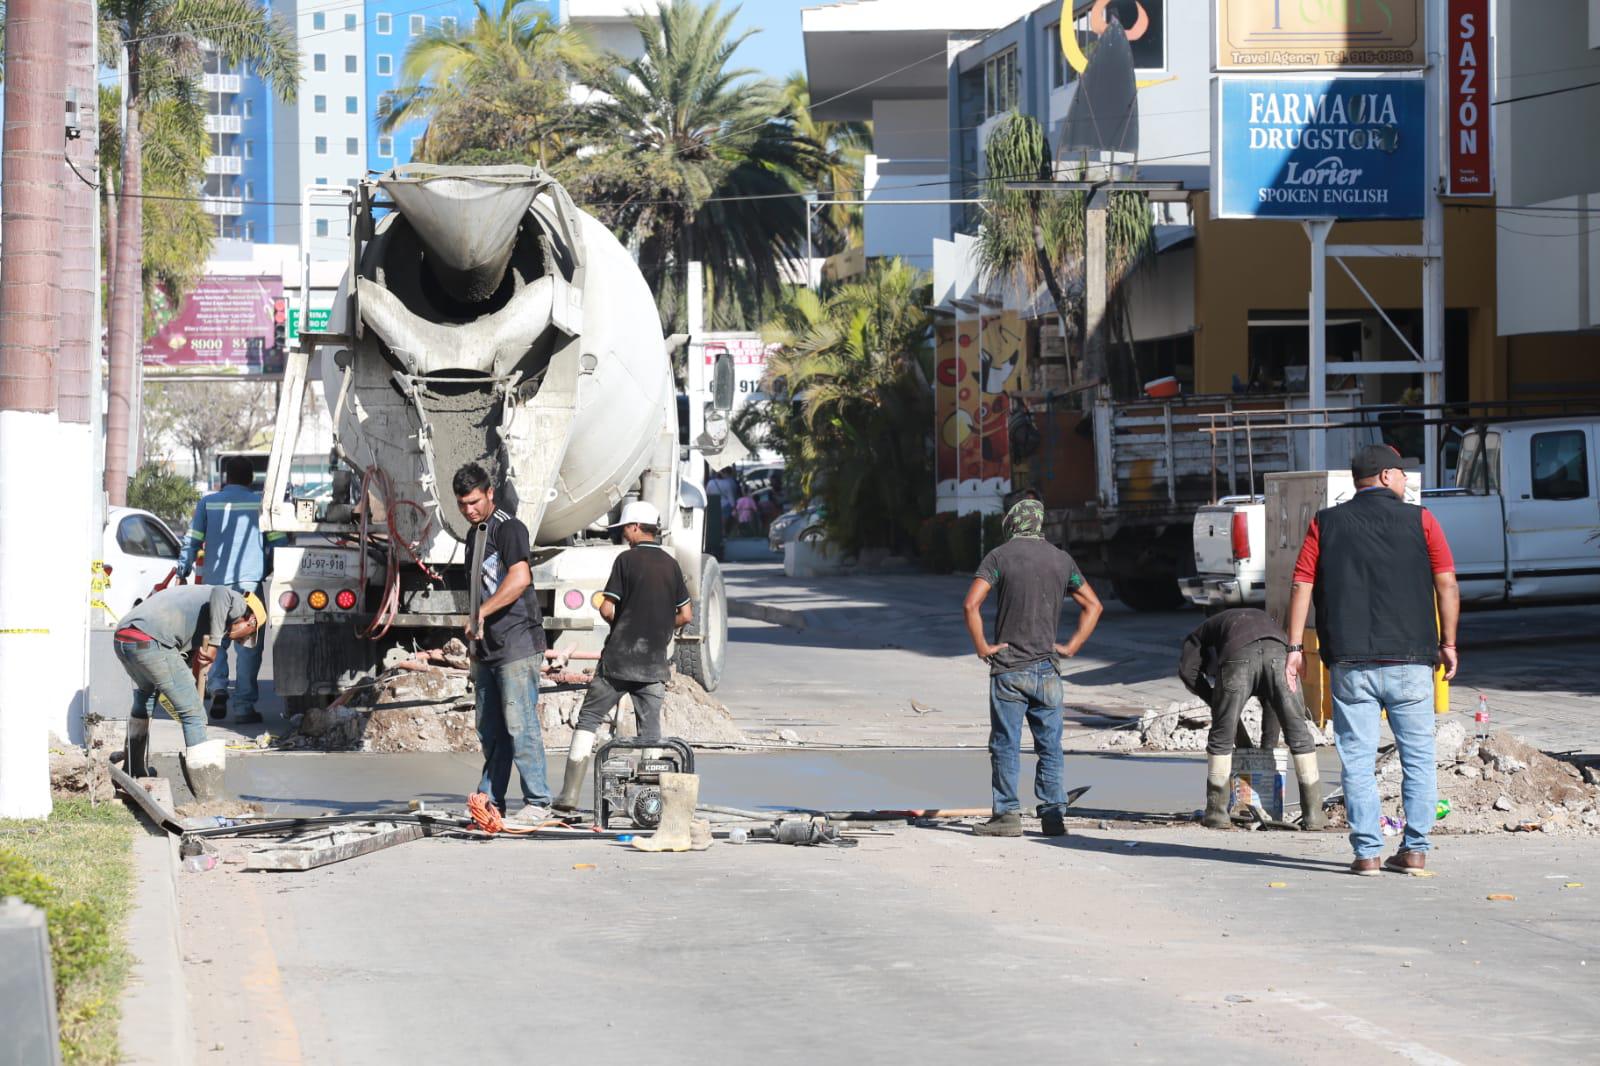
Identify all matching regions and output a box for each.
[378,0,592,166]
[564,0,826,329]
[759,260,933,553]
[99,0,298,505]
[779,71,871,251]
[975,110,1153,395]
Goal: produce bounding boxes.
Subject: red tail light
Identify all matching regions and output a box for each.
[278,590,299,611]
[1230,511,1251,562]
[335,588,357,610]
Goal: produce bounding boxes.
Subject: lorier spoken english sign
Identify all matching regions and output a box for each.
[1211,75,1424,219]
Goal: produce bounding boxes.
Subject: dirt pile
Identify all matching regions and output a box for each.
[282,655,745,753]
[1108,698,1334,752]
[1427,725,1600,835]
[48,744,115,802]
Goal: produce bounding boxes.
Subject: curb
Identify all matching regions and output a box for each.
[118,780,194,1066]
[727,597,809,630]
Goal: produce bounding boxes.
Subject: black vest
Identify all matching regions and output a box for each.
[1312,489,1439,664]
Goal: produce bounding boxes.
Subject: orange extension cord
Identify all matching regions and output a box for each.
[467,792,598,835]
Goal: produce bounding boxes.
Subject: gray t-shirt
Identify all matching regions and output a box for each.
[975,536,1085,677]
[118,585,247,654]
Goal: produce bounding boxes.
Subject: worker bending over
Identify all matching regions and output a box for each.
[1177,607,1326,831]
[962,497,1102,838]
[555,500,692,817]
[115,584,265,801]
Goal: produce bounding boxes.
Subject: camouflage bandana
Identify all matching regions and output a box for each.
[1002,499,1045,540]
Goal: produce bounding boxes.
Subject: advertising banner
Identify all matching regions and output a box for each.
[700,333,778,411]
[1445,0,1492,196]
[934,324,959,487]
[1212,74,1425,219]
[142,275,283,373]
[1213,0,1425,70]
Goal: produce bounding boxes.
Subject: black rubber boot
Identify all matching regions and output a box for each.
[553,730,596,815]
[1039,806,1067,837]
[125,718,152,778]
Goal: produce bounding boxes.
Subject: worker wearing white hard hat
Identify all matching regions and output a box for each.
[554,498,693,815]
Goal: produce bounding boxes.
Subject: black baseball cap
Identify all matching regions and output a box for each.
[1351,443,1404,479]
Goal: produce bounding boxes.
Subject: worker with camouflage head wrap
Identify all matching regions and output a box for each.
[962,495,1103,838]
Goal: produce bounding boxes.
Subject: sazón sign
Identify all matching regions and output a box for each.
[1445,0,1492,196]
[1214,0,1425,71]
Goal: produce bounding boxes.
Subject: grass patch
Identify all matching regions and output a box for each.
[0,797,137,1066]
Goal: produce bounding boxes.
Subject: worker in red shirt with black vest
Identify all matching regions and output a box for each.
[1285,444,1460,877]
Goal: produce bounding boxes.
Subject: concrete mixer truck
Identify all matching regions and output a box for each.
[259,165,731,715]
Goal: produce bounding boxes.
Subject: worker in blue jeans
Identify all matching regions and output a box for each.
[1286,445,1460,876]
[177,455,284,724]
[963,498,1103,837]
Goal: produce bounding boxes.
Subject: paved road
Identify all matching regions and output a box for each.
[180,821,1600,1065]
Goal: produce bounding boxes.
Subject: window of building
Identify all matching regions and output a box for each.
[410,14,425,35]
[376,53,392,76]
[316,219,330,238]
[1072,0,1166,72]
[312,12,325,31]
[1046,22,1066,88]
[315,135,327,154]
[244,221,254,241]
[346,177,358,187]
[376,12,392,34]
[378,135,394,157]
[244,181,254,199]
[441,15,457,32]
[344,12,356,30]
[983,47,1018,119]
[345,54,357,73]
[1531,430,1590,501]
[244,139,254,160]
[315,177,329,185]
[345,96,358,114]
[346,137,359,155]
[313,53,326,73]
[242,99,254,119]
[313,94,326,113]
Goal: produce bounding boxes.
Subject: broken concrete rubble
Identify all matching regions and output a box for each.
[1120,697,1334,752]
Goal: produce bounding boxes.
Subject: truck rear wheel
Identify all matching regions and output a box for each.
[674,554,727,692]
[1112,576,1185,613]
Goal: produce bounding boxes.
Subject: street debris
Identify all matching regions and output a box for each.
[1114,698,1335,752]
[278,638,745,752]
[1486,894,1516,901]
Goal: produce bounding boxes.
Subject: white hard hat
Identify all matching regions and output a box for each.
[609,500,662,529]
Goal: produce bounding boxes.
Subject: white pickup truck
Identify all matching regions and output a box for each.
[1185,417,1600,609]
[1180,495,1267,612]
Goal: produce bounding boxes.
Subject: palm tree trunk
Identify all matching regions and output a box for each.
[0,0,68,816]
[105,47,143,505]
[60,0,96,425]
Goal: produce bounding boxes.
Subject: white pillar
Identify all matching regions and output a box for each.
[1306,220,1332,472]
[685,260,705,451]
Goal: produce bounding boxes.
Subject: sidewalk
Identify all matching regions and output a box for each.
[723,558,1600,754]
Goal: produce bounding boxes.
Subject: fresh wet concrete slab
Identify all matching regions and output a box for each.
[214,747,1342,819]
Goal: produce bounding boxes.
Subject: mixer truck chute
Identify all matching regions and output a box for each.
[261,165,730,711]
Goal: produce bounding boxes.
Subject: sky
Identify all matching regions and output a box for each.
[724,0,812,81]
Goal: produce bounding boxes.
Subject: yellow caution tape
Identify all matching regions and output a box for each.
[1267,881,1287,888]
[1565,882,1584,889]
[0,628,50,635]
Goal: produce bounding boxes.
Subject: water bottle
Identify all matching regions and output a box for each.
[1474,694,1491,742]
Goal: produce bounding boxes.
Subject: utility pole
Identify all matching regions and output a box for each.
[0,0,68,818]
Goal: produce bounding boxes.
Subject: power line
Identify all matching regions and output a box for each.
[1492,78,1600,107]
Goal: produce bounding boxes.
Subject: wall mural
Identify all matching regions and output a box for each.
[936,313,1029,502]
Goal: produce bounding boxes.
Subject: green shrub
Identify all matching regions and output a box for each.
[0,848,116,1035]
[126,462,199,531]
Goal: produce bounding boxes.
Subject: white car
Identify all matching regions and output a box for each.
[100,506,186,625]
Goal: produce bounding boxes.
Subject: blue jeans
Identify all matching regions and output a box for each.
[207,582,262,713]
[1330,662,1437,859]
[988,660,1068,816]
[475,656,551,810]
[115,639,209,747]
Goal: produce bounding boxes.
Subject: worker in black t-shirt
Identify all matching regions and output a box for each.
[554,500,692,815]
[454,463,553,826]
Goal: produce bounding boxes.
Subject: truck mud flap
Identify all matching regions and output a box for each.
[272,620,383,698]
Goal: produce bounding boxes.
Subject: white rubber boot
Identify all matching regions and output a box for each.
[1203,754,1232,829]
[631,772,698,853]
[125,718,152,777]
[1293,752,1327,830]
[689,818,714,851]
[181,738,228,804]
[554,730,595,815]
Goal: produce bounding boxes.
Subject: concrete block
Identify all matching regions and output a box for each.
[0,897,62,1066]
[784,536,850,579]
